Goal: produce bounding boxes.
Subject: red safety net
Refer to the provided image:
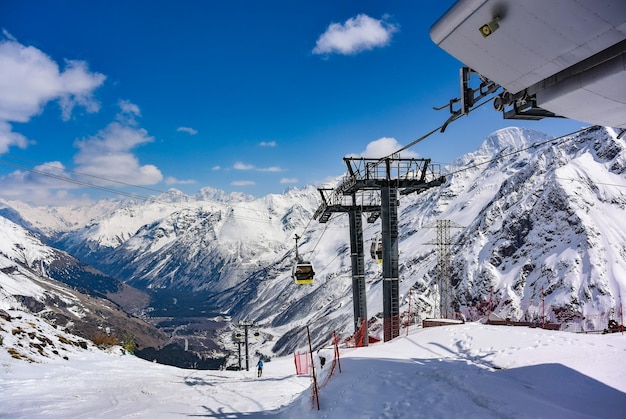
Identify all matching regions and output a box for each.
[294,351,311,375]
[345,319,368,347]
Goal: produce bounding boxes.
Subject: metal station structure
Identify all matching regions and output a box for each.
[430,0,626,131]
[314,156,445,342]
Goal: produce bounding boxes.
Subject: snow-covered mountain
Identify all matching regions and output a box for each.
[447,126,626,320]
[2,125,625,358]
[0,217,169,359]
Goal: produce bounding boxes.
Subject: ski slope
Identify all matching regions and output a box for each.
[1,322,625,418]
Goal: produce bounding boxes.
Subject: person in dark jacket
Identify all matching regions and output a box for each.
[256,359,264,377]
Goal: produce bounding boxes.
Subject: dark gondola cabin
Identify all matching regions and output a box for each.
[370,237,383,264]
[292,262,315,285]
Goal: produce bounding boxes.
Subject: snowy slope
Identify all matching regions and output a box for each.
[1,322,624,418]
[0,217,167,352]
[0,198,121,237]
[442,126,626,317]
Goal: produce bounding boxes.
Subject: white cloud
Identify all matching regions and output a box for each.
[115,100,141,126]
[313,14,398,56]
[177,126,198,136]
[0,121,29,154]
[0,39,105,123]
[1,161,69,191]
[258,166,282,172]
[234,162,255,170]
[349,137,419,159]
[0,117,164,203]
[212,165,221,171]
[0,37,105,157]
[280,178,298,184]
[165,176,196,185]
[73,122,163,185]
[231,180,255,186]
[259,141,276,147]
[2,29,16,42]
[0,160,95,205]
[118,100,141,118]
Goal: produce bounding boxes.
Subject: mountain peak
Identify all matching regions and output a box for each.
[195,186,254,203]
[481,127,552,155]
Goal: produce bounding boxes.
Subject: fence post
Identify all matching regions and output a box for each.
[307,325,320,411]
[406,289,412,336]
[541,287,545,329]
[487,286,493,324]
[333,331,342,374]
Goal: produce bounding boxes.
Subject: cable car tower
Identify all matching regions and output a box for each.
[314,187,381,345]
[315,156,445,342]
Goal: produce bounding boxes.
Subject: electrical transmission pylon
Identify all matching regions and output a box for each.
[426,220,464,319]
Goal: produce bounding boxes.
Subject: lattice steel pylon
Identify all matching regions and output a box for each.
[426,220,464,319]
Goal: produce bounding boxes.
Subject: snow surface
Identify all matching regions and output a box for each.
[0,217,53,266]
[1,322,625,418]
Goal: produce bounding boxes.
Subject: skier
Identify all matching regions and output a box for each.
[256,359,264,377]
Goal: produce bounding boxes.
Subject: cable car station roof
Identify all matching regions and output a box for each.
[431,0,626,129]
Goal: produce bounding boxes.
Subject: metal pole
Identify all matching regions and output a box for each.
[381,183,399,341]
[244,323,250,371]
[307,326,320,410]
[237,341,242,370]
[348,202,368,345]
[541,287,545,329]
[487,286,492,324]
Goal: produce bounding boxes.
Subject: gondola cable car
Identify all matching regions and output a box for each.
[370,235,383,264]
[292,234,315,285]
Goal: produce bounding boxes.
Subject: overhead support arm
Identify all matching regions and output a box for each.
[434,66,564,130]
[434,67,500,132]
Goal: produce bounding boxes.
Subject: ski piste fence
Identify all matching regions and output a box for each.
[340,303,625,350]
[401,294,625,335]
[294,328,342,410]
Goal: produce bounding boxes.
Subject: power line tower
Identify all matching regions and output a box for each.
[426,220,464,318]
[315,157,445,342]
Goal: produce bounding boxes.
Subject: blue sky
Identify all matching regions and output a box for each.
[0,0,586,205]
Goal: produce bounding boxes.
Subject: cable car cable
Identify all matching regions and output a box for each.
[380,96,497,162]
